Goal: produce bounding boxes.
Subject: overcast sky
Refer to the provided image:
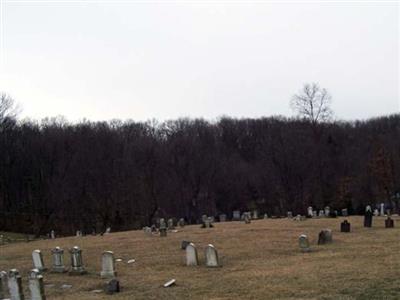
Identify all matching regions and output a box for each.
[0,1,398,122]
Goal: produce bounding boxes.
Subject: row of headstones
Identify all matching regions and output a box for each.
[0,247,119,299]
[0,269,45,300]
[299,215,396,252]
[47,227,112,239]
[183,243,220,267]
[30,247,117,277]
[298,229,334,252]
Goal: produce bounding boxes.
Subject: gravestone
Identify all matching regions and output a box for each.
[373,209,379,217]
[178,218,185,227]
[68,246,87,275]
[380,203,385,216]
[318,210,325,218]
[160,218,167,237]
[167,219,175,230]
[0,270,8,299]
[312,211,317,218]
[205,244,220,267]
[51,247,67,273]
[294,214,301,221]
[181,240,191,250]
[318,229,333,244]
[252,210,259,219]
[233,211,241,221]
[263,213,268,219]
[105,227,111,234]
[201,215,208,224]
[28,269,46,300]
[32,250,47,272]
[340,220,351,232]
[143,227,152,236]
[244,212,251,224]
[341,208,348,216]
[101,251,117,278]
[364,206,373,228]
[299,235,311,252]
[307,206,313,217]
[186,243,199,266]
[50,230,55,239]
[324,206,330,217]
[287,211,293,219]
[219,214,227,222]
[7,269,24,300]
[75,230,82,237]
[105,279,120,295]
[385,217,394,228]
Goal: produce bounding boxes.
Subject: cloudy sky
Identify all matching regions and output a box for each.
[0,1,398,122]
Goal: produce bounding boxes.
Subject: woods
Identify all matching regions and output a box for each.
[0,110,399,235]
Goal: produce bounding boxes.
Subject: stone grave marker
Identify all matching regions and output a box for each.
[181,240,191,250]
[7,269,24,300]
[50,230,55,239]
[219,214,227,222]
[364,205,373,228]
[186,243,199,266]
[385,217,394,228]
[307,206,313,217]
[233,210,241,221]
[0,270,8,299]
[373,209,379,217]
[178,218,185,227]
[101,251,117,278]
[299,234,311,252]
[28,269,46,300]
[244,212,251,224]
[252,210,259,219]
[318,229,333,244]
[380,203,385,216]
[341,208,348,216]
[159,218,167,237]
[68,246,87,275]
[167,219,175,230]
[340,220,351,232]
[32,250,47,272]
[318,210,325,218]
[263,213,268,219]
[324,206,330,217]
[51,247,67,273]
[105,279,120,295]
[287,211,293,219]
[205,244,220,267]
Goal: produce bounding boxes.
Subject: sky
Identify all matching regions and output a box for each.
[0,1,399,122]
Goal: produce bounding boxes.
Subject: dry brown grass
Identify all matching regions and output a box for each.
[1,216,400,300]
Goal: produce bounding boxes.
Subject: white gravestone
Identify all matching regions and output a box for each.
[186,243,199,266]
[299,234,311,252]
[205,244,220,267]
[101,251,117,278]
[0,270,8,299]
[50,230,55,239]
[307,207,313,217]
[324,206,330,217]
[32,250,46,272]
[7,269,24,300]
[28,269,46,300]
[68,246,87,275]
[380,203,385,216]
[51,247,66,273]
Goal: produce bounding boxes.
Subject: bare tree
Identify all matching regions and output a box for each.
[0,93,19,122]
[291,83,333,125]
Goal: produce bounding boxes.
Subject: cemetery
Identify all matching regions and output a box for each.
[1,214,399,299]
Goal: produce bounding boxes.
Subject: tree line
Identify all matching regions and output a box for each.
[0,93,399,236]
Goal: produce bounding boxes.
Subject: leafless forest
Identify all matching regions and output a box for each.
[0,94,399,236]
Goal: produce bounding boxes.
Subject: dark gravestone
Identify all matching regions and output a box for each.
[364,211,373,228]
[181,240,191,250]
[340,220,351,232]
[105,279,120,294]
[385,217,394,228]
[318,229,333,245]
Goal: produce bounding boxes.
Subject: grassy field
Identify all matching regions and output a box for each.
[1,216,399,299]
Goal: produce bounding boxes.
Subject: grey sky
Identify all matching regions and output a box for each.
[0,1,399,122]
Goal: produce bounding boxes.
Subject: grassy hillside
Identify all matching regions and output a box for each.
[1,216,399,299]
